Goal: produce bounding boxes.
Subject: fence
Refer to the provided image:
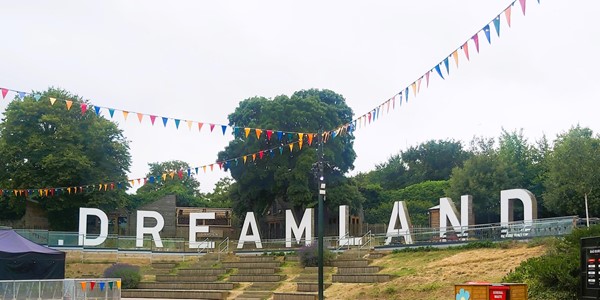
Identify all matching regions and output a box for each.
[0,278,121,300]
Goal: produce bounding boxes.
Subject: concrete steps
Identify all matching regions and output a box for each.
[229,274,285,282]
[137,282,235,290]
[122,288,228,299]
[296,282,331,292]
[273,292,317,300]
[337,266,381,274]
[331,260,369,267]
[235,282,281,300]
[332,274,391,283]
[223,262,281,269]
[237,268,278,275]
[156,274,219,282]
[178,268,228,276]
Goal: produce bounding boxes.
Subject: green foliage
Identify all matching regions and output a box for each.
[204,177,233,207]
[0,88,131,230]
[103,263,141,289]
[543,126,600,217]
[504,225,600,300]
[391,241,497,254]
[133,160,210,208]
[218,89,359,216]
[297,244,334,267]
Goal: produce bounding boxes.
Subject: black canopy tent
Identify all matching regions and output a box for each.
[0,229,65,280]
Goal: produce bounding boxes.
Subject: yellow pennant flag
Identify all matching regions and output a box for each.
[298,133,304,142]
[452,50,459,67]
[65,100,73,110]
[38,189,43,196]
[243,156,247,164]
[122,111,129,121]
[411,82,417,97]
[49,97,56,105]
[161,174,167,181]
[244,128,250,138]
[202,166,207,173]
[298,139,303,150]
[169,172,175,179]
[67,187,71,194]
[103,184,108,191]
[186,120,193,130]
[137,113,144,123]
[289,143,294,152]
[116,280,121,289]
[255,129,262,139]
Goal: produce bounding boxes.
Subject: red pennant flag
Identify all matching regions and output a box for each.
[426,71,430,87]
[149,115,157,125]
[505,5,512,27]
[210,164,214,171]
[50,189,55,196]
[110,183,114,190]
[198,122,204,132]
[177,170,183,180]
[210,124,216,132]
[368,112,372,123]
[259,151,264,159]
[143,178,147,184]
[463,42,470,61]
[266,130,273,140]
[81,104,88,115]
[90,281,96,291]
[1,88,8,99]
[472,33,480,53]
[218,162,223,170]
[137,178,141,184]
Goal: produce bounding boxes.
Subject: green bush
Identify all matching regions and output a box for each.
[103,263,142,289]
[503,225,600,300]
[297,244,334,267]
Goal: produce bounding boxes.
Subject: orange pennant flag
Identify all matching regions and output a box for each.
[186,120,193,130]
[463,42,470,61]
[137,113,144,123]
[103,184,108,191]
[130,180,135,186]
[122,111,129,120]
[289,143,294,152]
[411,82,417,97]
[255,129,262,139]
[308,133,314,146]
[505,5,512,27]
[49,97,56,105]
[45,189,49,196]
[169,172,175,179]
[67,187,71,194]
[452,50,459,67]
[66,100,73,110]
[252,153,256,161]
[243,156,247,164]
[202,166,207,173]
[244,128,250,138]
[80,282,86,291]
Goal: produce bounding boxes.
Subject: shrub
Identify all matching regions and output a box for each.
[103,263,141,289]
[297,244,333,267]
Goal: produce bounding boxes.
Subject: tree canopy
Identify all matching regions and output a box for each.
[218,89,360,216]
[0,88,131,230]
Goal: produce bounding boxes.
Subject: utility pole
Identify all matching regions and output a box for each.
[317,130,325,300]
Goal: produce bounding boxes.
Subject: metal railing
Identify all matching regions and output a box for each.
[0,278,121,300]
[217,237,229,261]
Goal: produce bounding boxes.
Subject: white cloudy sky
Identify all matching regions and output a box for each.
[0,1,598,192]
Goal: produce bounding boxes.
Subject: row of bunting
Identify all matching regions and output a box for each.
[331,0,537,134]
[0,87,315,140]
[0,0,536,196]
[79,280,121,292]
[1,129,351,198]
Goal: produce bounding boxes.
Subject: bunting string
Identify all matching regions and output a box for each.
[327,0,537,136]
[0,87,314,140]
[0,131,330,198]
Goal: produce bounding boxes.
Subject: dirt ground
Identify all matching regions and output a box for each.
[323,244,545,300]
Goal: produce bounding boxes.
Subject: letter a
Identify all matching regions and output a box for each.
[385,201,413,245]
[237,212,262,249]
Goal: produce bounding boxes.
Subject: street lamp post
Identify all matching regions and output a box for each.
[317,130,325,300]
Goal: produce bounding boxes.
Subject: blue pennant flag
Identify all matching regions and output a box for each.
[162,117,168,127]
[405,87,409,103]
[279,146,283,155]
[174,119,181,129]
[149,176,155,183]
[483,24,491,44]
[276,131,283,141]
[435,65,445,79]
[443,57,450,75]
[221,125,227,135]
[94,106,101,115]
[493,16,501,37]
[18,91,25,99]
[108,109,115,118]
[33,93,42,101]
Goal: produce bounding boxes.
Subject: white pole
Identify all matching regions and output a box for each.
[585,193,590,228]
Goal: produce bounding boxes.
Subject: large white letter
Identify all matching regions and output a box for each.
[285,208,314,247]
[501,189,538,225]
[189,212,215,250]
[385,201,413,245]
[439,195,472,239]
[78,208,108,246]
[339,205,361,246]
[237,212,262,249]
[136,210,164,248]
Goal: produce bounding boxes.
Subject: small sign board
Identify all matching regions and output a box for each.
[581,237,600,299]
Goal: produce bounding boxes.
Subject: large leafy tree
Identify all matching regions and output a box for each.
[218,89,359,216]
[133,160,209,208]
[543,126,600,219]
[0,88,131,230]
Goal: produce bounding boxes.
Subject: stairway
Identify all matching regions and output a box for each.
[331,249,391,283]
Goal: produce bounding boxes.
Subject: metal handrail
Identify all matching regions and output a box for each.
[217,237,229,261]
[336,232,351,251]
[197,238,211,254]
[357,230,373,258]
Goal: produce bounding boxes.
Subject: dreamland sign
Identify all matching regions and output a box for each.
[78,189,538,249]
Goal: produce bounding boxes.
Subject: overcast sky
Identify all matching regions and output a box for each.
[1,1,598,193]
